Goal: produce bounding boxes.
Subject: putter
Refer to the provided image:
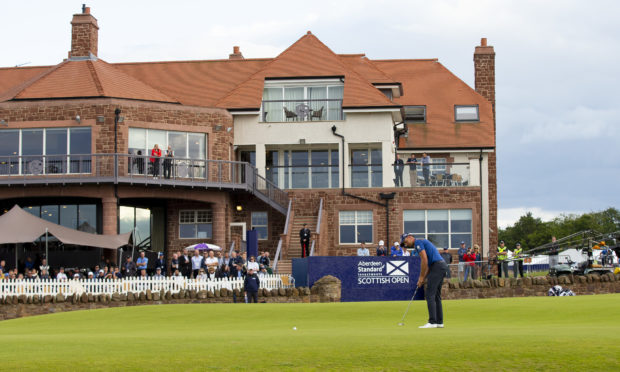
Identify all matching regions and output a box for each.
[397,286,419,326]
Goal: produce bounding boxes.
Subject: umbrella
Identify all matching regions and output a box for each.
[185,243,222,251]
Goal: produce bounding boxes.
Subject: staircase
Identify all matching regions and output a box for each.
[288,215,317,259]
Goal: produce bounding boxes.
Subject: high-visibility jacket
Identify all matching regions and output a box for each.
[514,248,523,261]
[497,246,507,261]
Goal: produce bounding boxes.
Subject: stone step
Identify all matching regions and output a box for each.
[276,259,292,275]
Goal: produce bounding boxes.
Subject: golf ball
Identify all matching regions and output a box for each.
[293,326,297,330]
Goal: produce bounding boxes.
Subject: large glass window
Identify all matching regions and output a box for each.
[120,206,152,246]
[273,148,339,189]
[179,210,213,239]
[351,147,382,188]
[251,211,268,240]
[23,203,98,233]
[403,209,472,249]
[339,210,373,244]
[129,128,207,160]
[0,128,91,175]
[261,83,344,122]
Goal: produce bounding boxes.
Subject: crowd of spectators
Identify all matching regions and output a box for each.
[0,249,274,282]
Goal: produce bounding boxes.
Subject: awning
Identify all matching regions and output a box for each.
[0,205,131,249]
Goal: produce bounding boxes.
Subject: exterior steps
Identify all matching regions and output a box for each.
[288,215,317,258]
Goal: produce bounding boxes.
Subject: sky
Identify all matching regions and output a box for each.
[2,0,619,228]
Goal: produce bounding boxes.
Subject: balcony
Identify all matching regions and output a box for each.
[261,99,343,122]
[0,154,288,214]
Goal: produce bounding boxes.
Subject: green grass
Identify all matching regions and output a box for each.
[1,295,620,371]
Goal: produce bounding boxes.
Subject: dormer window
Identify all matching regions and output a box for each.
[262,79,344,122]
[404,106,426,124]
[455,105,479,122]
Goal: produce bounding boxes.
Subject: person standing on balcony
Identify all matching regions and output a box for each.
[393,153,404,187]
[300,223,311,258]
[406,153,418,187]
[163,145,174,179]
[421,152,431,186]
[150,144,162,178]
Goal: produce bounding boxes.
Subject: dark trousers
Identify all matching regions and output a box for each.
[394,171,403,187]
[247,291,258,303]
[423,168,430,186]
[426,260,448,324]
[152,159,160,176]
[513,261,524,278]
[163,159,172,179]
[301,241,309,257]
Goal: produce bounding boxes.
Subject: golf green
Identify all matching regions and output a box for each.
[1,295,619,371]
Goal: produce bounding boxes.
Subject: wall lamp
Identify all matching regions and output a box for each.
[0,119,8,127]
[75,115,81,124]
[236,205,243,212]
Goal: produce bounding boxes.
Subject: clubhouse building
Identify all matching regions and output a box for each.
[0,7,497,272]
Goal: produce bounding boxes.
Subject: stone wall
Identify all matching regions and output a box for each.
[442,273,620,300]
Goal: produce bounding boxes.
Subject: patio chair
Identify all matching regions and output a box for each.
[284,107,298,121]
[310,106,324,121]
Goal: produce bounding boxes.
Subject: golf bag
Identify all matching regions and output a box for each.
[547,285,576,297]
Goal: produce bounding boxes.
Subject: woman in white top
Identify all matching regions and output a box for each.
[402,247,411,256]
[247,256,259,272]
[195,269,208,280]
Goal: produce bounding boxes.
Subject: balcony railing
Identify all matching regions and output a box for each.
[261,99,343,122]
[0,154,288,214]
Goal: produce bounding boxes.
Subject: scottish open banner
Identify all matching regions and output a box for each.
[292,256,423,302]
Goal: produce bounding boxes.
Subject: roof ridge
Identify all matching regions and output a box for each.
[371,58,439,62]
[112,57,273,66]
[87,60,105,96]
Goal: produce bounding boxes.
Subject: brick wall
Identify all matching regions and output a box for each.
[70,10,99,58]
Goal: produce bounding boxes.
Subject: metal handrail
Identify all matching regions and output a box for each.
[273,199,292,272]
[309,198,323,257]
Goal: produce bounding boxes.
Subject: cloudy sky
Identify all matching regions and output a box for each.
[2,0,619,228]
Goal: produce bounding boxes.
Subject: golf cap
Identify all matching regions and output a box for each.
[73,273,80,278]
[378,240,384,246]
[460,241,465,245]
[99,270,104,274]
[88,272,94,276]
[394,241,400,246]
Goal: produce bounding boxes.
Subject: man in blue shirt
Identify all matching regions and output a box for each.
[390,242,403,257]
[402,233,448,329]
[136,251,148,275]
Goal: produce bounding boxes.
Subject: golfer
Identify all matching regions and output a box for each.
[401,233,448,329]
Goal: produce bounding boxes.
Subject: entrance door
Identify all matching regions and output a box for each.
[229,222,247,254]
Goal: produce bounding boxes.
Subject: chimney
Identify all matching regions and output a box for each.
[229,46,244,60]
[70,5,99,59]
[474,37,495,111]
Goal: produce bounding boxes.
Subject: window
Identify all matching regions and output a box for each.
[455,105,479,122]
[404,106,426,123]
[129,128,207,159]
[179,210,213,239]
[431,158,446,176]
[120,206,152,245]
[267,148,339,189]
[0,127,91,175]
[351,147,382,188]
[403,209,472,249]
[261,82,344,122]
[24,203,98,233]
[339,210,373,244]
[251,212,268,240]
[379,88,393,100]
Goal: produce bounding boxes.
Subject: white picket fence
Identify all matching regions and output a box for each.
[0,274,292,299]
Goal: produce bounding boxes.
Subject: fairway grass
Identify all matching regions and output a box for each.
[1,295,620,371]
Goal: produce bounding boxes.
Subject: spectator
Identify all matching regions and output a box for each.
[299,223,311,258]
[390,242,403,256]
[207,266,221,280]
[139,269,148,278]
[0,259,5,272]
[136,251,148,273]
[406,153,418,187]
[440,248,453,278]
[357,242,370,256]
[205,250,219,271]
[180,249,191,277]
[247,256,259,272]
[25,256,35,271]
[39,258,49,274]
[72,273,81,280]
[155,252,166,276]
[243,267,260,303]
[222,252,230,268]
[474,245,482,279]
[513,243,524,278]
[216,251,225,267]
[171,252,179,275]
[97,269,105,280]
[172,269,182,277]
[152,267,164,279]
[393,153,405,187]
[376,240,387,256]
[135,150,145,174]
[402,246,411,256]
[464,248,476,281]
[56,267,68,281]
[123,257,137,277]
[195,268,208,280]
[421,152,431,186]
[497,240,509,278]
[457,241,467,282]
[93,265,101,278]
[191,250,203,278]
[163,145,174,179]
[113,267,122,279]
[229,251,242,278]
[150,143,162,178]
[549,236,559,270]
[87,271,94,280]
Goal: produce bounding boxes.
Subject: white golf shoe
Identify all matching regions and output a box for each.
[418,323,437,329]
[436,324,444,328]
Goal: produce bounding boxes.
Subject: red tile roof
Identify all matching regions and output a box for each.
[373,59,495,149]
[0,32,494,149]
[9,59,177,103]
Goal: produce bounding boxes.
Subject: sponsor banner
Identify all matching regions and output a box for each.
[293,256,422,302]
